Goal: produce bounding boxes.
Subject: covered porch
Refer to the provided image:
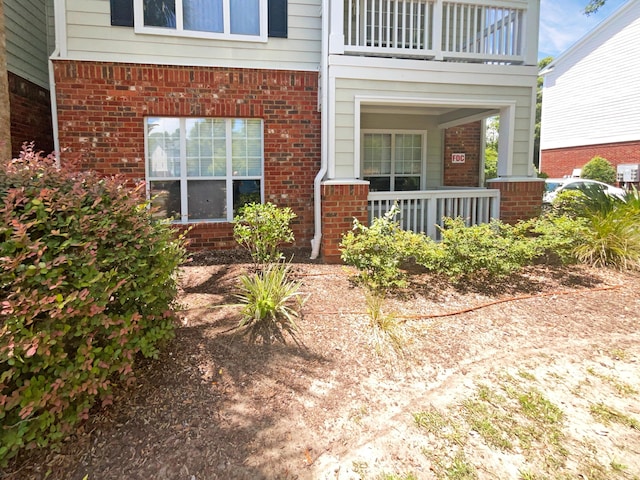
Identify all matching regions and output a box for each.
[318,0,542,260]
[356,99,504,235]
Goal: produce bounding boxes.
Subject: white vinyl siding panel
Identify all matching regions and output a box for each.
[5,0,50,88]
[62,0,321,71]
[541,4,640,150]
[333,76,534,178]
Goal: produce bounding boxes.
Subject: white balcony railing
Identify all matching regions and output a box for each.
[337,0,536,64]
[368,188,500,238]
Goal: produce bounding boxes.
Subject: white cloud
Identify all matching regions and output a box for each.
[538,0,628,59]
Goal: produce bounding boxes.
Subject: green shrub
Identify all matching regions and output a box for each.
[549,189,588,218]
[0,145,187,464]
[340,206,432,292]
[235,263,305,345]
[581,156,616,185]
[516,214,587,265]
[233,202,296,266]
[417,218,539,281]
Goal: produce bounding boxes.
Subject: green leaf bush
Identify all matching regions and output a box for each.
[0,145,187,464]
[233,202,296,266]
[340,206,433,292]
[417,218,540,282]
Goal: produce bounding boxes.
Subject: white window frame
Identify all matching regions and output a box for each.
[360,129,426,191]
[145,117,264,223]
[133,0,268,42]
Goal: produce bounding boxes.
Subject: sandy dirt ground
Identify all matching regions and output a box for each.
[3,252,640,480]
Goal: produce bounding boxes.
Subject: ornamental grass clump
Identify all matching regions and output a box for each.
[571,188,640,269]
[0,144,187,465]
[235,263,305,345]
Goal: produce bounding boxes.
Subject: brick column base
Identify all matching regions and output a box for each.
[487,178,545,224]
[321,181,369,263]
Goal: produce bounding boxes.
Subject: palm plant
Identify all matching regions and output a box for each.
[572,187,640,269]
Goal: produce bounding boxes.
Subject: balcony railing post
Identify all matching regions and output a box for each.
[523,0,539,66]
[432,0,443,60]
[330,0,345,54]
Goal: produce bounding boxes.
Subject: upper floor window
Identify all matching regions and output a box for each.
[134,0,267,41]
[146,117,264,223]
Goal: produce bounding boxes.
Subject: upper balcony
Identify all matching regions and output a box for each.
[329,0,539,66]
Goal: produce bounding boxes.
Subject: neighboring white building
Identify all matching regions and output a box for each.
[540,0,640,178]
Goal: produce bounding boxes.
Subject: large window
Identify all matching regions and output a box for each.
[146,117,263,222]
[134,0,267,41]
[361,131,424,191]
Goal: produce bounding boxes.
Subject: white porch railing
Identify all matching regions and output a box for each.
[368,188,500,238]
[339,0,535,64]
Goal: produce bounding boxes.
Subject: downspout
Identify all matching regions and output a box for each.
[49,0,67,163]
[310,0,330,259]
[48,53,60,162]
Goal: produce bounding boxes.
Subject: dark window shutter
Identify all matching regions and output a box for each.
[111,0,134,27]
[268,0,288,38]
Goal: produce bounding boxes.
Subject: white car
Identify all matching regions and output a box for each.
[543,178,626,204]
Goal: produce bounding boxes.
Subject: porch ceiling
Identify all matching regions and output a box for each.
[360,104,498,128]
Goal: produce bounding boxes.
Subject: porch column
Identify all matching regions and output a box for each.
[321,180,369,263]
[486,178,545,224]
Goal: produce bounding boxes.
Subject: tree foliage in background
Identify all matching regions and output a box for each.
[535,56,553,170]
[581,156,617,184]
[585,0,607,15]
[484,117,499,182]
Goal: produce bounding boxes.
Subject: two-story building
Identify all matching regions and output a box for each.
[48,0,542,261]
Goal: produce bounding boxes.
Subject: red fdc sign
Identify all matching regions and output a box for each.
[451,153,466,164]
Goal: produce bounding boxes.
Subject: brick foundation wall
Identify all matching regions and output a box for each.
[443,121,481,187]
[321,183,369,263]
[9,72,54,157]
[53,60,321,249]
[541,141,640,179]
[488,179,545,224]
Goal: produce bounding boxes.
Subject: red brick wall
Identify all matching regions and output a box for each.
[488,179,545,224]
[8,72,54,157]
[53,60,320,249]
[541,141,640,178]
[443,121,481,187]
[321,183,369,263]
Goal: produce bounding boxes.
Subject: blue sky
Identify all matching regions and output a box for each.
[538,0,628,60]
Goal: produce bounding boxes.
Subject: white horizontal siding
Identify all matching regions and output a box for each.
[61,0,321,71]
[541,3,640,150]
[5,0,50,88]
[332,68,534,178]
